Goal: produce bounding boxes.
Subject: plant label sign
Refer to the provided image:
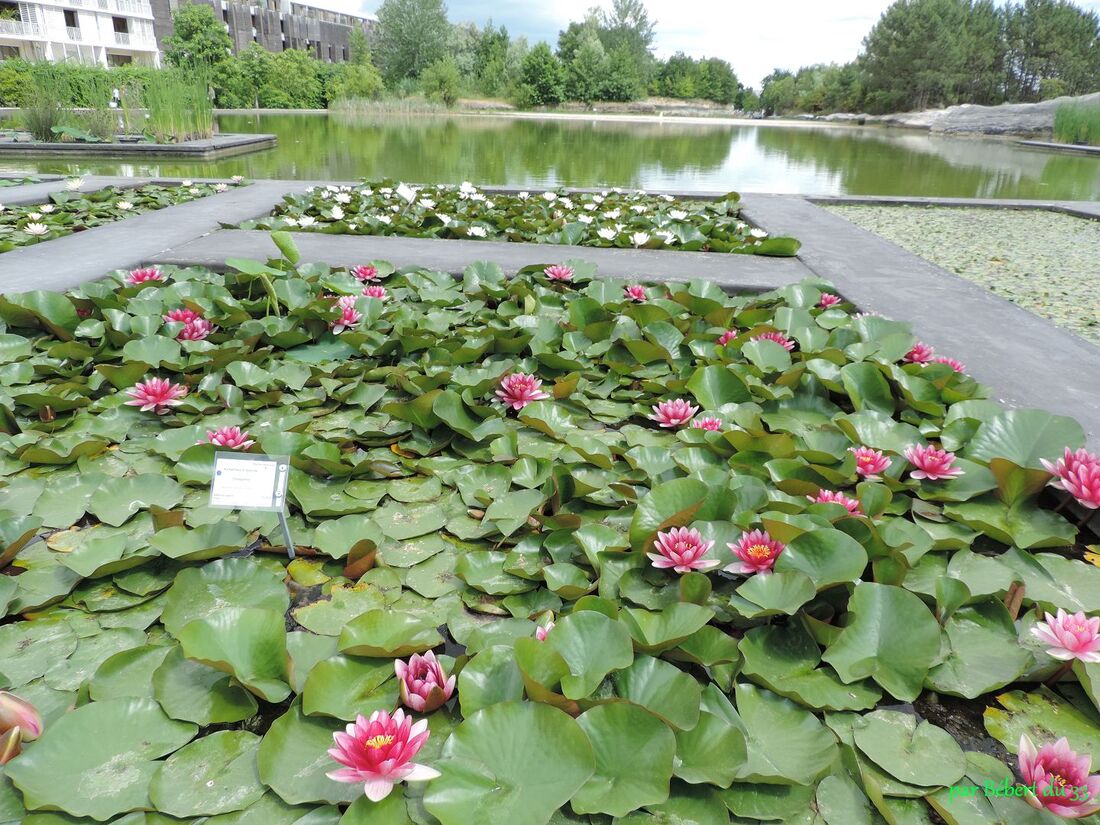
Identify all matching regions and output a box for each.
[208,452,290,512]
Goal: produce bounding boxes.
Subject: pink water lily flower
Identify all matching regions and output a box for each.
[544,264,574,281]
[750,331,795,351]
[850,446,891,479]
[818,293,842,309]
[717,329,738,346]
[904,443,964,481]
[203,426,255,450]
[692,416,723,431]
[395,651,456,713]
[934,356,966,373]
[331,295,362,334]
[327,709,440,802]
[808,489,863,515]
[0,691,42,761]
[1031,609,1100,663]
[496,372,550,410]
[649,398,698,428]
[1041,448,1100,509]
[163,307,202,325]
[903,342,935,365]
[126,267,165,286]
[624,284,647,302]
[726,529,785,575]
[1018,734,1100,818]
[535,621,555,641]
[177,318,213,341]
[125,377,187,414]
[351,264,380,282]
[647,526,719,573]
[362,285,388,300]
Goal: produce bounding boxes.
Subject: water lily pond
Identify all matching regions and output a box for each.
[2,242,1100,824]
[0,182,233,253]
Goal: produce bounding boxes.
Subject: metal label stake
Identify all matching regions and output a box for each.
[209,452,294,558]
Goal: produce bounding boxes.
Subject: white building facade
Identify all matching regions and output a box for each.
[0,0,160,67]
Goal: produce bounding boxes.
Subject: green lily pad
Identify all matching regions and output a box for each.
[545,609,634,700]
[733,683,838,786]
[572,702,677,816]
[821,583,941,701]
[87,475,184,527]
[5,697,197,821]
[161,557,289,637]
[153,645,259,725]
[338,610,443,657]
[853,709,966,788]
[302,655,397,721]
[424,701,595,825]
[256,701,362,806]
[458,645,525,717]
[984,687,1100,762]
[614,654,701,731]
[924,600,1031,698]
[620,604,714,654]
[149,730,265,817]
[177,606,291,702]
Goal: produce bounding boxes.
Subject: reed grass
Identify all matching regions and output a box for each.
[1053,102,1100,146]
[141,70,214,143]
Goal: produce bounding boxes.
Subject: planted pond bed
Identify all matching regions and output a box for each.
[1,243,1100,824]
[237,181,801,257]
[0,181,243,253]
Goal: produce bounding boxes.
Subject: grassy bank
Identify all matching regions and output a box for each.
[1054,102,1100,146]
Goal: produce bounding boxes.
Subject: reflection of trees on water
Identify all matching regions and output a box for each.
[751,127,1100,200]
[209,113,737,187]
[5,114,1096,201]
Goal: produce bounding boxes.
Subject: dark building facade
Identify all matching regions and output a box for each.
[150,0,375,63]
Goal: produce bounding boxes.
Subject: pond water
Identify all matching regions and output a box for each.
[2,111,1098,199]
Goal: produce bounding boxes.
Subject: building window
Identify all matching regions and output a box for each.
[63,9,78,27]
[112,16,128,33]
[0,45,19,59]
[107,52,132,66]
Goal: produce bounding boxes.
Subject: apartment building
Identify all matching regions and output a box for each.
[0,0,160,66]
[150,0,375,63]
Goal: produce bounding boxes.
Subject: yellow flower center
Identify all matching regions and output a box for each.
[746,544,773,561]
[364,734,395,749]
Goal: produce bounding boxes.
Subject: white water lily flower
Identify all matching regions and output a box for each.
[380,187,393,195]
[396,183,417,203]
[459,181,478,194]
[542,192,557,202]
[669,209,687,221]
[583,203,597,211]
[360,188,373,196]
[615,223,625,232]
[376,215,392,225]
[298,216,316,227]
[346,222,358,230]
[439,214,452,225]
[0,204,5,213]
[24,223,49,236]
[663,194,675,202]
[518,191,530,200]
[326,185,340,192]
[469,193,486,202]
[467,226,488,237]
[283,217,299,226]
[65,177,83,190]
[631,205,646,214]
[182,180,194,187]
[593,195,605,203]
[631,232,651,247]
[334,192,351,204]
[331,206,345,220]
[578,214,593,224]
[736,221,748,232]
[597,228,617,241]
[319,190,331,200]
[603,209,621,220]
[560,198,573,209]
[419,198,436,209]
[27,212,41,220]
[390,204,400,212]
[553,210,563,219]
[749,228,767,238]
[484,200,494,209]
[214,183,228,192]
[231,175,244,184]
[189,188,200,195]
[659,231,676,243]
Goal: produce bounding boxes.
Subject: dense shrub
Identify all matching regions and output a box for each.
[420,56,462,106]
[519,43,566,106]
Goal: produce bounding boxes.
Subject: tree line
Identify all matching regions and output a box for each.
[760,0,1100,115]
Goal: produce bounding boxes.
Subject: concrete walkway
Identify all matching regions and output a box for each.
[150,229,809,290]
[740,195,1100,439]
[809,194,1100,221]
[0,180,304,291]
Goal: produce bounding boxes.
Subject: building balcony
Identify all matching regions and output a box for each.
[66,26,82,40]
[0,18,43,37]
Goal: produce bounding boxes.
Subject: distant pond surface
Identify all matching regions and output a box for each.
[1,112,1098,200]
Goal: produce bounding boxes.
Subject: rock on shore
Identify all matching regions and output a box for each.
[819,91,1100,136]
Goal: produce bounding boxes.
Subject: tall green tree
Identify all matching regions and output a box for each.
[163,4,231,69]
[1004,0,1100,100]
[348,28,372,66]
[474,21,510,96]
[374,0,450,84]
[519,42,565,106]
[566,30,610,103]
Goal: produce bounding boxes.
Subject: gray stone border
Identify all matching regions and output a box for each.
[1018,140,1100,156]
[809,194,1100,222]
[0,176,1098,443]
[0,133,276,160]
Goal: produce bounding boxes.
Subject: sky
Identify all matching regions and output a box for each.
[311,0,1100,89]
